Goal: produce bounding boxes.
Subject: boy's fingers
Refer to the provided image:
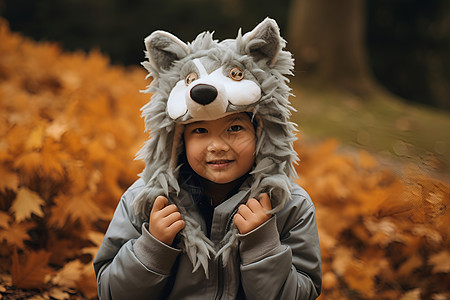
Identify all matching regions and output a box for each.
[233,213,246,230]
[237,204,252,219]
[153,196,168,211]
[161,204,179,216]
[246,198,262,212]
[258,193,272,211]
[169,219,185,233]
[164,211,183,225]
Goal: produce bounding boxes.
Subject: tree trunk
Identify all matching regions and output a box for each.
[287,0,378,95]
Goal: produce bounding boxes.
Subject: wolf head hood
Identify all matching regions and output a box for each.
[134,18,298,275]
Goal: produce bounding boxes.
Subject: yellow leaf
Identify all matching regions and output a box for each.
[48,287,70,300]
[51,260,83,289]
[10,187,45,222]
[429,251,450,273]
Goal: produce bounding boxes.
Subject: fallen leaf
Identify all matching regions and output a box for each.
[48,287,70,300]
[49,191,107,227]
[10,187,45,222]
[0,221,34,248]
[429,251,450,273]
[51,260,83,289]
[11,248,52,289]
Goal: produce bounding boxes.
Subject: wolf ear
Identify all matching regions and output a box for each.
[242,18,284,67]
[144,31,190,71]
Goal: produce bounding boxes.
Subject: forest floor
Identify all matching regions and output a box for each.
[291,83,450,183]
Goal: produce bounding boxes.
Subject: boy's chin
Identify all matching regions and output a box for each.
[202,176,235,185]
[201,173,248,185]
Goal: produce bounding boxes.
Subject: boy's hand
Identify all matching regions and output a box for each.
[234,193,272,234]
[149,196,185,246]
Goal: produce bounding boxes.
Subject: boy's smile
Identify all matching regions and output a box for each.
[183,113,256,184]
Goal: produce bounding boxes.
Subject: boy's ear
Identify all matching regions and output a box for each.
[144,31,190,71]
[242,18,283,67]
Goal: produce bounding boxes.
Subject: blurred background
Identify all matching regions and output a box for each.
[1,0,449,109]
[1,1,449,299]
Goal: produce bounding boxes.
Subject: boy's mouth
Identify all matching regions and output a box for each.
[207,159,234,168]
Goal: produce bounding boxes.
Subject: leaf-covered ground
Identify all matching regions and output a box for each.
[0,19,449,299]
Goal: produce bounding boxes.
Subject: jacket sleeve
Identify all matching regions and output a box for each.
[238,190,322,300]
[93,181,181,300]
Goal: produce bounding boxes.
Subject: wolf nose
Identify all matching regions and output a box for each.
[190,84,218,105]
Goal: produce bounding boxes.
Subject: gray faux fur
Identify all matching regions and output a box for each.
[133,18,298,275]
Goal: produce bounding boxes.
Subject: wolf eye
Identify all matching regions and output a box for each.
[229,67,244,81]
[185,73,198,86]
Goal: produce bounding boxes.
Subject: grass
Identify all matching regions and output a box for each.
[290,81,450,180]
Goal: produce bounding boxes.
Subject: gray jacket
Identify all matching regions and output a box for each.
[93,179,322,299]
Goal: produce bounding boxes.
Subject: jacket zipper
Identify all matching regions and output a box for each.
[215,195,247,299]
[215,206,240,299]
[214,256,224,300]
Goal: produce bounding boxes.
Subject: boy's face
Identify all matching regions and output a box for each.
[183,113,256,184]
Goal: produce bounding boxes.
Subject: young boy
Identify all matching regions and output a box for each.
[94,18,322,299]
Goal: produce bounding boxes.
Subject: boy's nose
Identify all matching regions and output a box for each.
[190,84,218,105]
[207,137,230,152]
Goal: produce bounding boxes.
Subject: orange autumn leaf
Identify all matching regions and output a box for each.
[14,139,69,180]
[11,248,52,289]
[0,221,34,249]
[49,191,108,228]
[10,187,45,222]
[13,151,43,176]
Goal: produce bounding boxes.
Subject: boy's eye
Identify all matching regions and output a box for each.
[228,125,243,132]
[193,128,207,134]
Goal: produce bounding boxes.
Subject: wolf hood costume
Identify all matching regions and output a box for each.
[134,18,298,275]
